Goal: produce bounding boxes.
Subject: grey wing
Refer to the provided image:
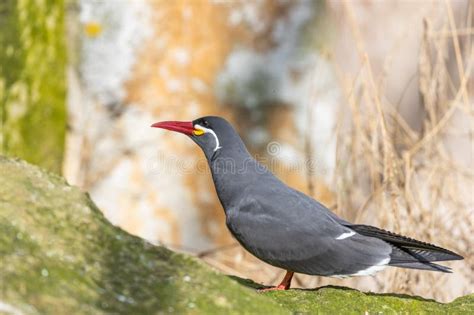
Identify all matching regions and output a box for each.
[227,186,392,276]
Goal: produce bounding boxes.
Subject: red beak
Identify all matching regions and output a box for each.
[151,121,194,135]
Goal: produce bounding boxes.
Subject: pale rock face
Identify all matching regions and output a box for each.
[79,0,152,105]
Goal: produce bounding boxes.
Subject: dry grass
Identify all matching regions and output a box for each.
[330,0,473,300]
[199,1,473,302]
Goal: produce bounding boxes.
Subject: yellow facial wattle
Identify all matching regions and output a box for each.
[193,129,205,136]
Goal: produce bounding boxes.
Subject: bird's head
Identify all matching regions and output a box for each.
[152,116,243,160]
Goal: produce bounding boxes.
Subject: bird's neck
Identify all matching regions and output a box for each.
[207,147,262,211]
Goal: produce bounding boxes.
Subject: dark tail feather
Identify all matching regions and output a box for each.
[346,224,463,272]
[389,261,452,273]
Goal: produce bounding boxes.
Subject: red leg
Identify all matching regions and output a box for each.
[258,271,294,292]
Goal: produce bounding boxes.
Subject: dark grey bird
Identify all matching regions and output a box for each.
[152,116,463,290]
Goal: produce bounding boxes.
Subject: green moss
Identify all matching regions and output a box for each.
[0,156,472,314]
[0,0,66,173]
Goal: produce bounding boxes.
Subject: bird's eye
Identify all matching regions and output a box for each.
[202,120,209,127]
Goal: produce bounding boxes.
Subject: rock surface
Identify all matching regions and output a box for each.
[0,156,472,314]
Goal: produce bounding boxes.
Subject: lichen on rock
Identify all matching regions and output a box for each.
[0,0,67,173]
[0,156,472,314]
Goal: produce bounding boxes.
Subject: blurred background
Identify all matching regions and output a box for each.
[1,0,472,303]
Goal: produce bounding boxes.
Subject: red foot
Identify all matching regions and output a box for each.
[258,284,289,292]
[258,271,294,292]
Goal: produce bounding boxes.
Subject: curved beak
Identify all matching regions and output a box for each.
[151,121,194,135]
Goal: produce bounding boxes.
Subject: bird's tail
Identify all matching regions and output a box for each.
[346,224,463,273]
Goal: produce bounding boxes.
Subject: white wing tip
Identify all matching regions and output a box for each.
[331,257,390,278]
[352,257,390,276]
[336,231,356,240]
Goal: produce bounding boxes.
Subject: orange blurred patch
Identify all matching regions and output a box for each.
[83,21,102,38]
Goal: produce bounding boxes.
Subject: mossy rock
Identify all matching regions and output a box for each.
[0,0,66,173]
[0,156,472,314]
